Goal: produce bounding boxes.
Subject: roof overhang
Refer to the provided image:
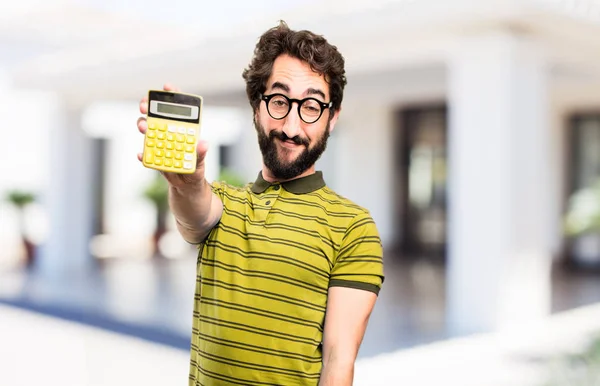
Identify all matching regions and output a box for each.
[7,0,600,106]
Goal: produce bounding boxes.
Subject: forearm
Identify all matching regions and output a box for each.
[319,356,354,386]
[169,179,219,243]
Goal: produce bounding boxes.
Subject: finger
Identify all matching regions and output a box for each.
[140,97,148,114]
[137,153,143,162]
[137,117,147,133]
[196,140,209,160]
[163,83,181,92]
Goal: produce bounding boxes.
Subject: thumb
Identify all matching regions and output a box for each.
[196,140,209,163]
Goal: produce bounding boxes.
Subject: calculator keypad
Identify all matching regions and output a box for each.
[144,120,197,173]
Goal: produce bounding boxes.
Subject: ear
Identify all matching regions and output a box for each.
[327,107,342,134]
[254,108,260,125]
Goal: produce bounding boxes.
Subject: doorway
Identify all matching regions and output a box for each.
[395,106,448,261]
[566,114,600,270]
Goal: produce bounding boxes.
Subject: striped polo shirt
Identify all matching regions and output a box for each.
[189,171,384,386]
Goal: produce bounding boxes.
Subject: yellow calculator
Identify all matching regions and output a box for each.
[142,90,203,174]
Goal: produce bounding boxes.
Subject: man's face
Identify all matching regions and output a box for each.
[255,54,339,180]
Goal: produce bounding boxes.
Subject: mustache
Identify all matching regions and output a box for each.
[269,130,309,147]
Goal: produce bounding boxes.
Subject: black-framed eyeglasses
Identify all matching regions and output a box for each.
[260,93,332,124]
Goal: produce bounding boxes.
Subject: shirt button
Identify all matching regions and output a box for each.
[265,200,271,205]
[274,185,280,191]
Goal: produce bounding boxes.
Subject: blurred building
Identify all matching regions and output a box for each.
[1,0,600,337]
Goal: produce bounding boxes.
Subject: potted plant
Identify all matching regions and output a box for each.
[218,167,246,188]
[541,333,600,386]
[141,168,245,257]
[564,178,600,269]
[5,190,36,269]
[142,173,169,257]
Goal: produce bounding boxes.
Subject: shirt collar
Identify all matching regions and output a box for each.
[251,171,326,194]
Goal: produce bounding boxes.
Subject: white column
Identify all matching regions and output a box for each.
[0,68,18,263]
[447,32,552,335]
[37,106,98,277]
[335,106,395,248]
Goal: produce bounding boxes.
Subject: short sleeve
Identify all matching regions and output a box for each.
[329,212,385,295]
[210,180,225,201]
[194,180,228,248]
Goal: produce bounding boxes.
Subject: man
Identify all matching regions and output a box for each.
[137,21,384,386]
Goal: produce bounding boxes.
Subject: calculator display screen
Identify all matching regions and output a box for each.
[157,103,192,117]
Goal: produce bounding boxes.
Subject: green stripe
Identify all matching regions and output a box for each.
[198,297,323,329]
[198,277,326,312]
[345,216,375,235]
[328,279,381,295]
[192,361,277,386]
[222,207,343,243]
[193,314,321,346]
[322,187,368,208]
[277,197,357,218]
[204,240,330,279]
[338,236,381,256]
[192,334,321,363]
[188,373,207,386]
[196,349,321,378]
[262,224,338,249]
[216,223,330,263]
[200,258,328,295]
[336,257,383,264]
[267,208,347,232]
[305,191,365,210]
[221,191,275,211]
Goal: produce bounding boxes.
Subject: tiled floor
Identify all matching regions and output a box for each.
[0,251,599,359]
[4,300,600,386]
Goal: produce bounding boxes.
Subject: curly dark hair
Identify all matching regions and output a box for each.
[242,20,347,115]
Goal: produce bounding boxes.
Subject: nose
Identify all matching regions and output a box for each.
[281,103,302,138]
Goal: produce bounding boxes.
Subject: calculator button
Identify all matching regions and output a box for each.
[184,153,193,161]
[154,158,163,166]
[155,150,164,157]
[166,142,174,150]
[174,160,183,168]
[148,121,156,129]
[156,141,165,149]
[147,130,156,138]
[167,134,174,141]
[146,139,155,147]
[158,124,167,131]
[176,134,185,142]
[185,144,194,152]
[186,136,195,144]
[175,152,183,160]
[168,125,177,133]
[165,151,173,158]
[183,162,193,170]
[164,159,173,167]
[157,132,166,140]
[176,143,184,151]
[144,151,154,163]
[178,127,186,134]
[187,128,195,136]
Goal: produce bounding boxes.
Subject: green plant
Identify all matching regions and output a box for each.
[142,173,169,257]
[142,172,169,214]
[218,167,246,188]
[564,179,600,237]
[7,191,35,208]
[5,189,36,268]
[541,334,600,386]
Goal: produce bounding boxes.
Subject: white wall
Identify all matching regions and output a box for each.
[334,105,396,248]
[0,87,54,268]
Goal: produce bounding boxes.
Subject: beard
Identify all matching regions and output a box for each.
[255,120,330,180]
